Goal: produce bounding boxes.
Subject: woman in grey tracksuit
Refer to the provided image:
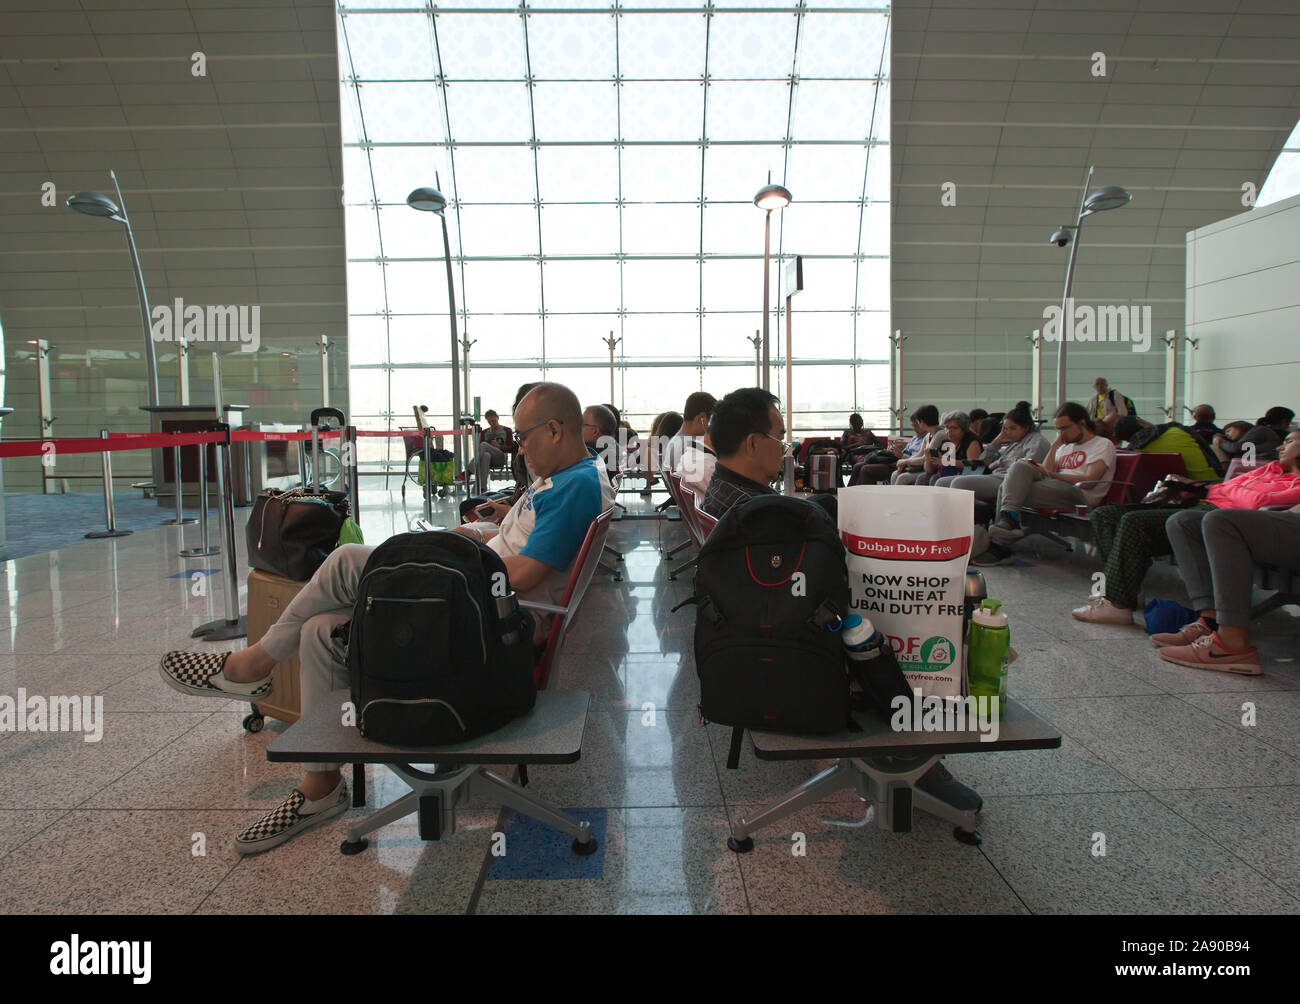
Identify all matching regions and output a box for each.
[935,402,1049,502]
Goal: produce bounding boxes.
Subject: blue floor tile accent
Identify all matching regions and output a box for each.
[1,492,203,562]
[487,808,607,880]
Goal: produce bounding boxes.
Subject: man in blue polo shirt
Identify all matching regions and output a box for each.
[157,383,603,855]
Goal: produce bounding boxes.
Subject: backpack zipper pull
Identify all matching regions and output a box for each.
[365,596,373,613]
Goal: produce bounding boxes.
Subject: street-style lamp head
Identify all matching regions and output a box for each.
[1081,185,1132,216]
[407,187,448,214]
[67,191,127,223]
[753,183,792,212]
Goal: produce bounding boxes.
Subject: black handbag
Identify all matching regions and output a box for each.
[1137,476,1210,509]
[247,487,351,581]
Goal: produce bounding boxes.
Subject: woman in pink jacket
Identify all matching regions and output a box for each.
[1073,430,1300,629]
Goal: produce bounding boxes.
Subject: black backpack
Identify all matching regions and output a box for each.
[346,531,536,745]
[689,495,851,736]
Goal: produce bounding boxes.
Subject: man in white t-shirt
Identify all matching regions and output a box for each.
[662,391,716,473]
[980,402,1116,560]
[677,435,717,503]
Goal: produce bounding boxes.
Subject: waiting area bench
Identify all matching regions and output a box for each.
[268,688,597,855]
[727,697,1061,850]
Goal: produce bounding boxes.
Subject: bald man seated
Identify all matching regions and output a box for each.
[156,382,605,856]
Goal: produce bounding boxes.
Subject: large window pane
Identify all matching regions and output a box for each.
[621,81,704,142]
[533,82,618,141]
[543,259,620,314]
[526,13,617,81]
[444,81,532,142]
[434,13,526,81]
[623,259,699,314]
[618,15,707,80]
[623,313,699,360]
[463,261,542,314]
[623,204,701,257]
[536,145,620,203]
[539,203,620,256]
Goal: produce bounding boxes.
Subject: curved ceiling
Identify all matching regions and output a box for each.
[891,0,1300,418]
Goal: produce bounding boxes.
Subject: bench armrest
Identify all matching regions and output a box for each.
[519,600,566,615]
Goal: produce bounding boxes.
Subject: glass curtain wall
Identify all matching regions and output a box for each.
[338,0,891,474]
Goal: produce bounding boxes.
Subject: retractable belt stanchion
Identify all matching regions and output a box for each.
[180,437,219,557]
[345,425,360,522]
[161,443,196,526]
[85,429,132,539]
[422,426,434,523]
[193,423,246,641]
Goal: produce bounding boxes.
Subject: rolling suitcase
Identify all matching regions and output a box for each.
[242,568,305,731]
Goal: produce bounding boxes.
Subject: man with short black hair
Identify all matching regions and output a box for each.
[701,388,785,520]
[583,404,619,474]
[664,391,717,471]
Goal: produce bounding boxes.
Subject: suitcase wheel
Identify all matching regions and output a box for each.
[242,711,265,733]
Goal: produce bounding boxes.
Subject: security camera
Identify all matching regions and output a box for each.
[1049,227,1072,248]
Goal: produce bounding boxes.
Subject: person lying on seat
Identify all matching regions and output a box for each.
[1072,430,1300,626]
[157,382,604,856]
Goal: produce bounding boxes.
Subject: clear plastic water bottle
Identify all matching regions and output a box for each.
[495,589,522,645]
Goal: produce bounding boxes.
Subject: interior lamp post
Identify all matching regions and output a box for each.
[407,183,463,483]
[754,181,791,391]
[67,171,160,408]
[1048,168,1131,406]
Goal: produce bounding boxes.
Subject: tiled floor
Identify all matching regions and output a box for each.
[1,487,1298,914]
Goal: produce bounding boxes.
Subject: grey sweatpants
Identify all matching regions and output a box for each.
[477,443,506,488]
[997,459,1089,514]
[935,473,1003,502]
[1165,508,1300,628]
[261,543,375,773]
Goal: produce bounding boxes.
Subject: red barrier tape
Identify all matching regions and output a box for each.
[0,430,227,460]
[0,425,473,459]
[353,429,467,438]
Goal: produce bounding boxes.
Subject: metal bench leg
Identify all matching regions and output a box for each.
[727,759,859,853]
[664,539,692,559]
[598,557,623,581]
[341,791,419,852]
[471,767,597,855]
[850,755,981,845]
[602,544,624,562]
[668,553,699,580]
[1250,592,1292,619]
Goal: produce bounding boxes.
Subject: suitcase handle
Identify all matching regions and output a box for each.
[311,407,345,429]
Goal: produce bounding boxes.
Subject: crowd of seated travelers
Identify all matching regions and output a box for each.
[153,371,1299,854]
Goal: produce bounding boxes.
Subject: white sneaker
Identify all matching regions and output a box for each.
[1071,597,1134,625]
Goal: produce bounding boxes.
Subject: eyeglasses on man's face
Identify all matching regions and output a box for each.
[515,418,562,448]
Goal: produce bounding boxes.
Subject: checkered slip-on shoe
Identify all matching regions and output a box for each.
[234,782,350,856]
[158,651,274,701]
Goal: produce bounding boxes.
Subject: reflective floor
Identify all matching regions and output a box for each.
[1,486,1299,914]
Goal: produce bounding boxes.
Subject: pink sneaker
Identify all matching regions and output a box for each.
[1151,618,1214,648]
[1157,633,1262,676]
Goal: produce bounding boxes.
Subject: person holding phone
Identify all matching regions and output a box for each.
[975,402,1116,564]
[922,410,982,481]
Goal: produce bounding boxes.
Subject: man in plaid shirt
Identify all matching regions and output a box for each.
[701,388,787,520]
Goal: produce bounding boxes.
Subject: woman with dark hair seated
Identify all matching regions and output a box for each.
[1212,406,1294,464]
[848,405,938,485]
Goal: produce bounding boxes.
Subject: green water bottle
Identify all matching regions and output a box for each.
[967,598,1010,709]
